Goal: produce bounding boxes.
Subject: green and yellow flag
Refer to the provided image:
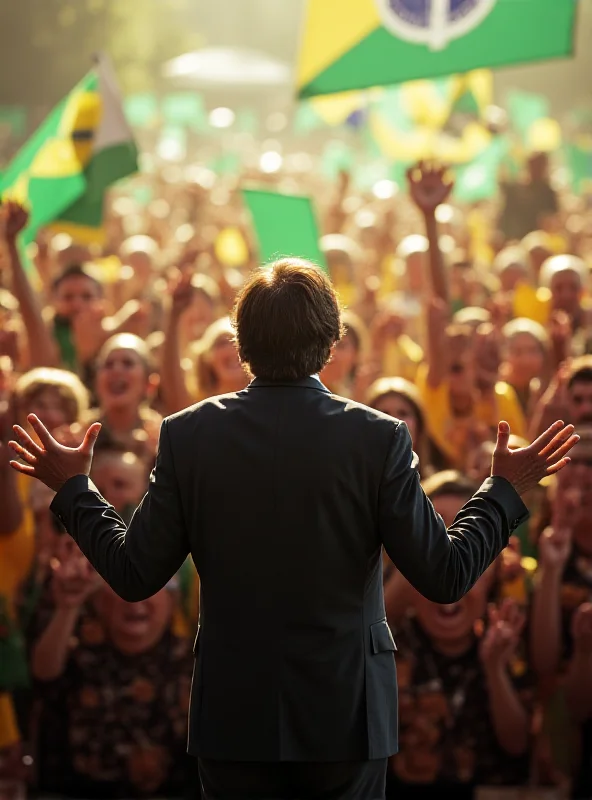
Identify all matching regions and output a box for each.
[297,0,576,98]
[0,55,137,244]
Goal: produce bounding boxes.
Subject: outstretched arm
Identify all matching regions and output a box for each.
[379,420,576,604]
[1,202,58,367]
[49,420,190,601]
[9,415,190,602]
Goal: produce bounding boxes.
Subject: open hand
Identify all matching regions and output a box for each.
[491,420,579,496]
[8,414,101,492]
[407,161,453,215]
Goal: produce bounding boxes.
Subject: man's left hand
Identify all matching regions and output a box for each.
[8,414,101,492]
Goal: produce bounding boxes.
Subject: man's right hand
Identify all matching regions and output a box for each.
[491,420,579,496]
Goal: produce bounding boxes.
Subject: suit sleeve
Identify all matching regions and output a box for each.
[49,419,190,602]
[378,422,529,604]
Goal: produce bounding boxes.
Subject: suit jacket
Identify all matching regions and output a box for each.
[50,377,528,762]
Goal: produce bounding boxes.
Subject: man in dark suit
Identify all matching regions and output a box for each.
[9,259,578,799]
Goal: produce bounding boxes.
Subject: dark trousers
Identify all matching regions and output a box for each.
[198,757,387,799]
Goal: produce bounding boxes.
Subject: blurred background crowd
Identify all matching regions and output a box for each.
[1,1,592,798]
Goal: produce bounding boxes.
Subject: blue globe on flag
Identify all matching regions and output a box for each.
[376,0,497,50]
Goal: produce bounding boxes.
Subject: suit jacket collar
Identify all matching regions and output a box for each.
[248,376,331,393]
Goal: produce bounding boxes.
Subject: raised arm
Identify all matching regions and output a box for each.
[1,202,58,368]
[407,162,452,305]
[406,162,453,387]
[9,415,190,602]
[529,480,575,677]
[379,420,577,604]
[31,546,102,681]
[425,296,449,388]
[160,274,194,414]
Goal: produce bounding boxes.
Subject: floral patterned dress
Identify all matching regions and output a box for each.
[386,614,533,800]
[32,605,194,799]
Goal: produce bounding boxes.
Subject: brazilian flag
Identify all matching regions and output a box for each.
[297,0,576,98]
[0,55,137,245]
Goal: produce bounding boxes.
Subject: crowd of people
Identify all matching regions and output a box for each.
[0,145,592,799]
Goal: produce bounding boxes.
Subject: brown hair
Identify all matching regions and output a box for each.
[192,317,236,398]
[233,258,343,381]
[366,377,425,433]
[367,377,430,474]
[14,368,89,424]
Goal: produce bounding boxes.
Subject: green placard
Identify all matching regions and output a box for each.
[242,189,327,272]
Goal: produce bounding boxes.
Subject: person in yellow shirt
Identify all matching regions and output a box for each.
[418,299,526,471]
[416,362,526,471]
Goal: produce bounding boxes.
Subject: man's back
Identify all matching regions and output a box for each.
[168,377,399,761]
[36,257,570,799]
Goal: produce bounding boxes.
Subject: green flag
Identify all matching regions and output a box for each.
[1,55,137,245]
[297,0,576,98]
[242,189,327,272]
